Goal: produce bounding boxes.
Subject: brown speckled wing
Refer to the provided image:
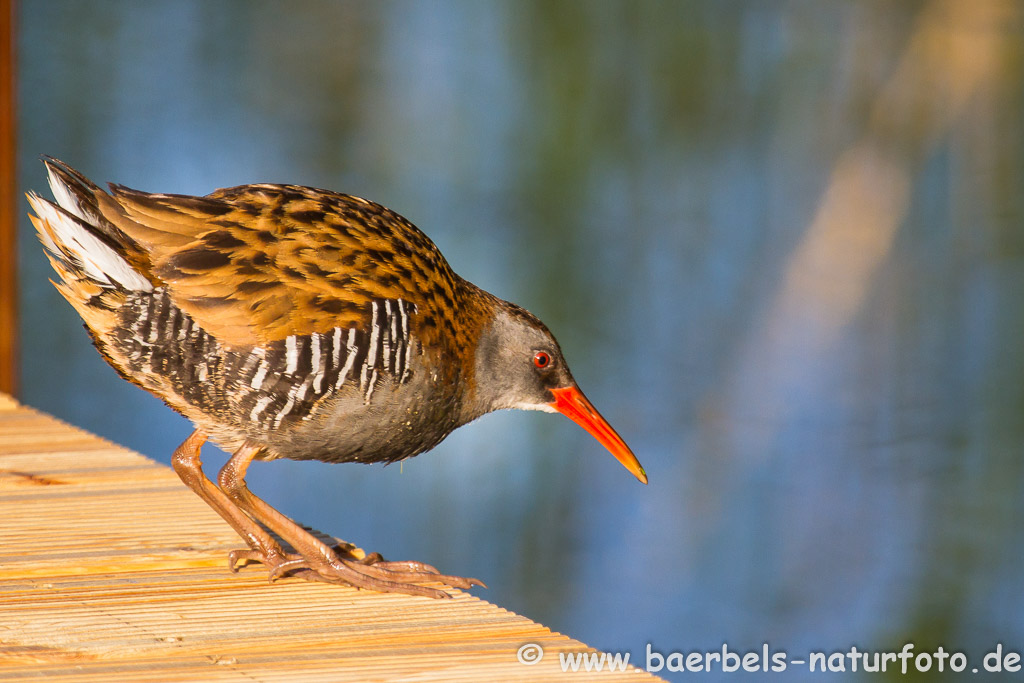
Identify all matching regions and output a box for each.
[102,183,463,348]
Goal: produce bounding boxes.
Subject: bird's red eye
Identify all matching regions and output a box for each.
[533,351,551,369]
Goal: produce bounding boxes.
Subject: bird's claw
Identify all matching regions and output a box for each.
[228,548,267,572]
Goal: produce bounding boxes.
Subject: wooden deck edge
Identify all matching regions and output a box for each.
[0,392,661,681]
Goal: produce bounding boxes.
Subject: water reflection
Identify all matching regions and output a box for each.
[17,1,1024,679]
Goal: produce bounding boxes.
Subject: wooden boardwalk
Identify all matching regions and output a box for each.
[0,393,659,680]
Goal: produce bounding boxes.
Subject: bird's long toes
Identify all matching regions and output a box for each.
[316,558,455,598]
[347,559,485,591]
[229,542,482,597]
[331,549,440,575]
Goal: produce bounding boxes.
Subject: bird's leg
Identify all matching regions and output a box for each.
[170,430,290,571]
[217,446,459,598]
[217,444,485,598]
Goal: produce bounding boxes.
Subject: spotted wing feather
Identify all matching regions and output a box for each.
[98,182,463,348]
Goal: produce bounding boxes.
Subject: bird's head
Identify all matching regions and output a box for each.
[469,302,647,484]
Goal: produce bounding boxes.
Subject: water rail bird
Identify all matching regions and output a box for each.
[28,158,647,598]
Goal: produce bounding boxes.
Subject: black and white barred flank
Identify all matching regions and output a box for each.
[114,289,420,430]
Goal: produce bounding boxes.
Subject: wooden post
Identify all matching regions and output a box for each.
[0,0,16,395]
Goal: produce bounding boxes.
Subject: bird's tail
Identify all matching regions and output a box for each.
[27,158,154,335]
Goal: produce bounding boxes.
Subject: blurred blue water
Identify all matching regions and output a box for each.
[16,1,1024,680]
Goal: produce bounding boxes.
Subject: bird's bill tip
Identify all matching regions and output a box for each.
[548,385,647,484]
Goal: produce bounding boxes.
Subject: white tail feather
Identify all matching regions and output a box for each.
[28,192,152,292]
[46,165,91,222]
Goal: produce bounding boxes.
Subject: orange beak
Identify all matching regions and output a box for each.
[549,385,647,484]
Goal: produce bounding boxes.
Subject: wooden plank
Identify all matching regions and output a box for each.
[0,0,17,395]
[0,394,660,680]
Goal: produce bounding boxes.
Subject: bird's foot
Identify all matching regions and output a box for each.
[226,545,484,598]
[269,548,485,599]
